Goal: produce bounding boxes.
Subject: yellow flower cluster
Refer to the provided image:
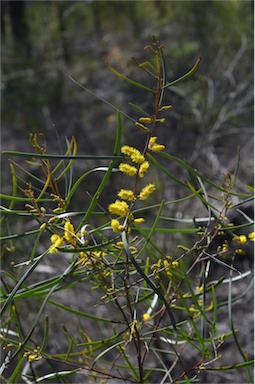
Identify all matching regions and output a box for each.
[76,250,106,267]
[118,189,136,201]
[121,145,145,164]
[49,220,79,254]
[119,163,137,176]
[108,200,129,216]
[139,117,153,124]
[49,234,64,254]
[108,142,158,232]
[151,256,179,278]
[119,145,150,179]
[24,347,42,362]
[217,240,229,253]
[142,313,151,321]
[111,219,124,233]
[133,218,145,224]
[231,232,254,256]
[189,300,213,316]
[138,183,156,200]
[248,232,254,242]
[232,235,247,245]
[148,136,165,152]
[138,161,150,178]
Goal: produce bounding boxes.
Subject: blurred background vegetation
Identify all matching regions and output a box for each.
[1,1,254,382]
[1,0,253,184]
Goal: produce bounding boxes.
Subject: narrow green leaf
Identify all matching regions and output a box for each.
[35,369,81,382]
[69,74,136,122]
[2,151,123,160]
[106,63,156,93]
[0,250,48,316]
[163,58,201,89]
[148,154,187,187]
[48,299,121,324]
[128,102,151,117]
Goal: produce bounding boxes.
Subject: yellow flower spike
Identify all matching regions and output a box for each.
[222,241,229,252]
[49,216,58,223]
[135,122,150,133]
[143,313,151,322]
[159,105,172,111]
[235,249,246,255]
[39,223,47,230]
[196,285,204,293]
[148,136,165,152]
[232,235,247,245]
[206,301,214,311]
[24,347,42,362]
[129,246,138,254]
[50,234,60,243]
[172,261,179,268]
[49,234,64,254]
[118,189,136,201]
[64,220,75,243]
[25,204,34,210]
[138,161,150,178]
[139,117,153,124]
[134,218,145,224]
[138,183,156,200]
[248,232,254,242]
[156,118,166,123]
[177,244,190,251]
[119,163,137,176]
[130,236,139,243]
[152,144,165,152]
[111,219,124,233]
[53,207,62,213]
[108,200,129,216]
[189,305,198,313]
[148,137,157,147]
[121,146,145,164]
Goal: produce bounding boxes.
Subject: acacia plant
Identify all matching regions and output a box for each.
[1,36,254,384]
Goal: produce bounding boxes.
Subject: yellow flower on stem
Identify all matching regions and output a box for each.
[119,163,137,176]
[121,146,145,164]
[148,136,165,152]
[134,218,145,224]
[139,117,153,124]
[248,232,254,242]
[108,200,129,216]
[118,189,135,201]
[111,219,124,232]
[138,161,150,178]
[143,313,151,321]
[138,183,156,200]
[232,235,247,245]
[64,220,76,243]
[235,249,246,255]
[49,234,64,254]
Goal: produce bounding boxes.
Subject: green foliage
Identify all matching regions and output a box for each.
[1,36,254,384]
